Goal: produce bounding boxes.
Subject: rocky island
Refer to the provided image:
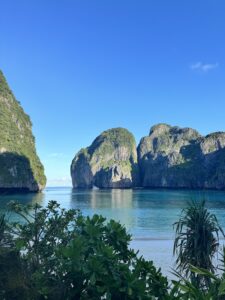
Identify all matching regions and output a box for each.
[71,123,225,190]
[0,71,46,192]
[138,123,225,189]
[71,128,139,188]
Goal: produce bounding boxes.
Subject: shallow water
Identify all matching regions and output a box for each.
[1,187,225,274]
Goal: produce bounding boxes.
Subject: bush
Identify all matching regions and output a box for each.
[0,201,169,300]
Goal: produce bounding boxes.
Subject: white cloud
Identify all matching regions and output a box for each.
[190,62,219,72]
[47,176,72,187]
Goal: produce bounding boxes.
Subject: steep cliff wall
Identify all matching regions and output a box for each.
[71,128,139,188]
[0,71,46,192]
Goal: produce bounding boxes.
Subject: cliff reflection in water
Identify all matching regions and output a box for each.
[70,189,134,233]
[0,191,44,209]
[0,192,44,222]
[90,189,133,209]
[1,187,225,240]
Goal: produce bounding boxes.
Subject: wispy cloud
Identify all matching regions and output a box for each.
[190,62,219,72]
[47,177,72,187]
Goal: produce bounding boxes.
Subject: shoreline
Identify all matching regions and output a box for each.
[130,239,175,277]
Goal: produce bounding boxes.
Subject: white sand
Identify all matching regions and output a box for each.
[130,239,176,278]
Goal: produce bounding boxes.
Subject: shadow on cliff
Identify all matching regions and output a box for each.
[94,168,133,189]
[139,142,225,190]
[92,160,140,189]
[131,162,141,187]
[0,152,38,193]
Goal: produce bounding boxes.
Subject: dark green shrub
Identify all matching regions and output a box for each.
[1,201,169,300]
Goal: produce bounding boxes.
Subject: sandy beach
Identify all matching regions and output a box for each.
[130,239,175,277]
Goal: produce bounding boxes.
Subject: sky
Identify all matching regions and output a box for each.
[0,0,225,186]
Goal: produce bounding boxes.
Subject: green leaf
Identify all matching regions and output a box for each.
[218,280,225,296]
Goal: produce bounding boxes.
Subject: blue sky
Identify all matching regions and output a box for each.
[1,0,225,186]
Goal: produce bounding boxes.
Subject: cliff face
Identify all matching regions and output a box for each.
[137,123,225,189]
[71,124,225,190]
[71,128,139,188]
[0,71,46,192]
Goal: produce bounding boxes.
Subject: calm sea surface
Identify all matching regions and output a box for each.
[1,187,225,275]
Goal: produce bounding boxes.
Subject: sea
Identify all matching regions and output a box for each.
[1,187,225,276]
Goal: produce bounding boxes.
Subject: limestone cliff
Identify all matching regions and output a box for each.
[0,70,46,192]
[138,123,225,189]
[71,128,139,188]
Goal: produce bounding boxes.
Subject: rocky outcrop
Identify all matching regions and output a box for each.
[137,123,225,189]
[71,123,225,190]
[71,128,139,188]
[0,70,46,192]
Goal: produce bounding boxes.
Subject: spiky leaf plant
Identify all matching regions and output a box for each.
[173,200,224,287]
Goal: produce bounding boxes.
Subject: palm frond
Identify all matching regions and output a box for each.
[173,200,222,287]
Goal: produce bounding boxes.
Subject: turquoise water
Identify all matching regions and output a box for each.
[1,187,225,239]
[1,187,225,274]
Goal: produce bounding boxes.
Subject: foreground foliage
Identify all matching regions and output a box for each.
[173,200,224,287]
[0,201,169,300]
[1,200,225,299]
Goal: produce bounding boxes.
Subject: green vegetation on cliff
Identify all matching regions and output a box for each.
[89,127,136,154]
[71,128,139,188]
[0,71,46,191]
[89,128,137,168]
[138,123,225,189]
